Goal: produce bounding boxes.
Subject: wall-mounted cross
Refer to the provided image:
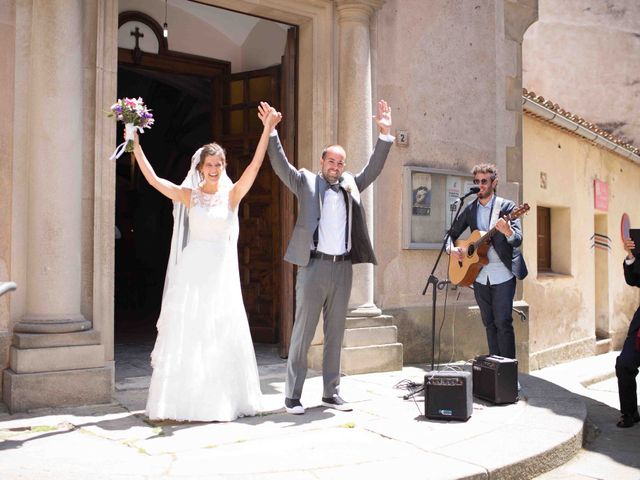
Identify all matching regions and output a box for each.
[130,26,144,65]
[130,26,144,49]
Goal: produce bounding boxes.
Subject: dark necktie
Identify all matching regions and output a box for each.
[329,184,340,192]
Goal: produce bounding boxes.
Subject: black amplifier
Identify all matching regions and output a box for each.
[424,370,472,421]
[472,355,518,404]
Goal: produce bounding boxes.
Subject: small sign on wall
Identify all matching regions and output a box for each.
[594,179,608,212]
[396,130,409,147]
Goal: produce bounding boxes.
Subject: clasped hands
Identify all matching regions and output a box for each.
[257,102,282,131]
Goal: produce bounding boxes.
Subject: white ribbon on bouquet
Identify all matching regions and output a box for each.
[109,123,144,160]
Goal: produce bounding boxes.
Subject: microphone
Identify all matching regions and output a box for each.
[454,186,480,203]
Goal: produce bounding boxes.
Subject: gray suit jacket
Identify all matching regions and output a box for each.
[268,133,392,266]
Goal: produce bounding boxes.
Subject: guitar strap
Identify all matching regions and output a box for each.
[489,196,503,231]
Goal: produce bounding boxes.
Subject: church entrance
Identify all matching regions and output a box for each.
[114,7,297,361]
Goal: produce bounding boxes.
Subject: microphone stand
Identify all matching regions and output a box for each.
[403,189,477,400]
[421,196,467,372]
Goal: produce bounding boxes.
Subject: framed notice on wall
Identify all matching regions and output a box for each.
[594,179,608,212]
[402,166,473,249]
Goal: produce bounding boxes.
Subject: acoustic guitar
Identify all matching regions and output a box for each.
[448,203,530,286]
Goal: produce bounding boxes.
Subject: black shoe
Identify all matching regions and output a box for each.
[321,395,352,411]
[284,397,305,415]
[616,412,640,428]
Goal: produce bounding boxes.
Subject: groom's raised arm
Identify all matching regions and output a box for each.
[267,132,303,195]
[354,99,394,192]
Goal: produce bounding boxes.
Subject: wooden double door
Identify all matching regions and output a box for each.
[116,13,296,353]
[219,66,292,346]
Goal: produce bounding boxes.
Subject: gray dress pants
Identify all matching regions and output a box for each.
[285,257,353,399]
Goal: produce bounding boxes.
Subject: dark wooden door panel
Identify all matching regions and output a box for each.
[221,69,282,343]
[278,27,297,357]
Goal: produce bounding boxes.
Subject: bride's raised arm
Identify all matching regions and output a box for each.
[229,102,282,210]
[132,131,191,206]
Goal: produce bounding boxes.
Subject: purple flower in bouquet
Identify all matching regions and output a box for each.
[108,97,154,156]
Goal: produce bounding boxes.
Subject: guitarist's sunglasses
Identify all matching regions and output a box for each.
[472,178,492,185]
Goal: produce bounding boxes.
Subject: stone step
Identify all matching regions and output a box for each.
[308,343,403,375]
[341,343,404,375]
[343,325,398,348]
[595,338,612,355]
[308,314,404,375]
[345,315,393,329]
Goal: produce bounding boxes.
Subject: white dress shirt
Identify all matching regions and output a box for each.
[316,187,348,254]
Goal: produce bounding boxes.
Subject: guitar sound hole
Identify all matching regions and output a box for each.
[467,245,475,256]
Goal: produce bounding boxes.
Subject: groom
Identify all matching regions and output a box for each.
[267,100,394,414]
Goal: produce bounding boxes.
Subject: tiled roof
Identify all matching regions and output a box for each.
[522,88,640,158]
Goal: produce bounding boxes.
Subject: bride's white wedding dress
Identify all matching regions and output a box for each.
[145,187,262,421]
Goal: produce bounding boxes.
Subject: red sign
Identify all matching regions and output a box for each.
[594,179,608,212]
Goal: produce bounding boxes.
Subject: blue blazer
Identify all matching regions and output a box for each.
[448,197,528,280]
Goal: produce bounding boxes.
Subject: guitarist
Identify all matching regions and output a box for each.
[447,163,528,361]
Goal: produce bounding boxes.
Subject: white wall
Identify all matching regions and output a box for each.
[118,0,287,73]
[242,19,287,71]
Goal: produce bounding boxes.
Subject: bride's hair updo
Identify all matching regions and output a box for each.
[197,143,226,171]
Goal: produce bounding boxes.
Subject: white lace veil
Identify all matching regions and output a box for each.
[163,146,233,295]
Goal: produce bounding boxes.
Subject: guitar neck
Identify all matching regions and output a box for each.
[468,203,529,251]
[473,213,516,248]
[474,226,499,249]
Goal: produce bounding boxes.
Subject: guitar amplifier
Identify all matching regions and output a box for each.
[424,371,472,421]
[472,355,518,404]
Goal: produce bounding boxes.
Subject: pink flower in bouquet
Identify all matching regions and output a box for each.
[108,97,154,156]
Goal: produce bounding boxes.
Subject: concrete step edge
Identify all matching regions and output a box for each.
[343,327,398,348]
[345,317,393,328]
[342,343,404,352]
[345,325,398,333]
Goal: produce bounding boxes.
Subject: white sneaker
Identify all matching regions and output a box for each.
[284,397,305,415]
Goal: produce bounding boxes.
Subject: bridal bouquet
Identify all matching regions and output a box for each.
[108,97,154,160]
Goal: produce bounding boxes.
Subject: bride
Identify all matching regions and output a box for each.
[131,102,282,421]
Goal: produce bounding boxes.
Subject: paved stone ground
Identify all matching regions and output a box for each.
[533,352,640,480]
[0,347,637,479]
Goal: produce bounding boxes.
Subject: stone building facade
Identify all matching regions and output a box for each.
[522,89,640,369]
[0,0,555,412]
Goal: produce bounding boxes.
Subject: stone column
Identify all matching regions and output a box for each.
[0,1,16,402]
[14,0,90,334]
[336,0,384,316]
[307,0,403,374]
[3,0,112,413]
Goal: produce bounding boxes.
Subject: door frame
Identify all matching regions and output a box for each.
[95,1,333,365]
[115,10,297,349]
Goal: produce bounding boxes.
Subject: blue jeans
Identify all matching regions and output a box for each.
[473,277,517,359]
